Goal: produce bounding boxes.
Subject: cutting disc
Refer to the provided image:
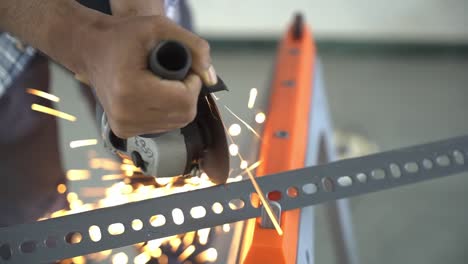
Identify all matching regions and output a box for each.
[197,94,230,184]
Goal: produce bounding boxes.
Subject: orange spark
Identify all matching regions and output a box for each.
[178,245,196,262]
[27,88,60,102]
[223,123,283,235]
[101,174,124,181]
[255,112,266,124]
[229,144,239,156]
[66,170,91,181]
[198,228,210,245]
[69,139,98,148]
[111,252,128,264]
[122,158,133,164]
[242,157,283,235]
[67,192,78,202]
[195,248,218,263]
[31,104,76,122]
[228,124,242,136]
[248,88,258,109]
[169,238,182,252]
[89,158,121,170]
[240,160,248,169]
[240,160,262,175]
[224,106,260,138]
[71,256,86,264]
[56,183,67,194]
[211,93,220,101]
[149,247,162,258]
[183,232,196,247]
[134,252,151,264]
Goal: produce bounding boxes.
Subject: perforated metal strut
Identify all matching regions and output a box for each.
[1,135,468,263]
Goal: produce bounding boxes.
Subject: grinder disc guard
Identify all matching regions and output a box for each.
[195,94,229,184]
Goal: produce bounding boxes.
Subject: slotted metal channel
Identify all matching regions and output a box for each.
[1,135,468,263]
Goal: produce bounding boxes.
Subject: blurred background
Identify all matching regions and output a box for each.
[28,0,468,263]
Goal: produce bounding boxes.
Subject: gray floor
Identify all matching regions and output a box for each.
[50,46,468,263]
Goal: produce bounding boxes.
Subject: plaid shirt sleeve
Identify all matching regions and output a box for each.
[0,33,36,97]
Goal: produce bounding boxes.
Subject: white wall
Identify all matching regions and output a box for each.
[191,0,468,43]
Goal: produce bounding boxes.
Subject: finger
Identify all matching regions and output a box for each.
[183,73,202,99]
[135,71,201,124]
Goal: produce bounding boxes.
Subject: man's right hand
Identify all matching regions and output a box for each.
[80,15,217,138]
[0,1,215,138]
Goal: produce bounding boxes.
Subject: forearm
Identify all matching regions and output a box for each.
[110,0,165,17]
[0,0,111,74]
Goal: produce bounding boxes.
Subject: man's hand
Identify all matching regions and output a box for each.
[0,0,217,138]
[82,15,216,138]
[110,0,165,17]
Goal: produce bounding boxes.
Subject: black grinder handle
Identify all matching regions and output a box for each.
[148,40,192,81]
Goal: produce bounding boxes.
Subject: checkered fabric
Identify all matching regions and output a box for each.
[0,33,35,97]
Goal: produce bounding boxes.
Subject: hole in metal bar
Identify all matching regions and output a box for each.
[371,169,386,180]
[20,240,37,253]
[190,206,207,219]
[267,190,282,201]
[337,176,353,187]
[108,223,125,236]
[287,187,299,198]
[45,236,58,248]
[422,159,433,169]
[404,162,419,173]
[302,183,317,195]
[390,164,401,178]
[228,199,245,211]
[89,225,102,242]
[250,193,261,208]
[289,48,300,55]
[212,202,224,214]
[65,232,82,244]
[172,208,185,225]
[282,80,295,87]
[132,219,143,231]
[150,214,166,227]
[0,244,12,260]
[322,177,335,192]
[274,130,289,138]
[436,155,451,167]
[356,173,367,183]
[453,150,465,165]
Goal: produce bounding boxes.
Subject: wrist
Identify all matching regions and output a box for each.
[71,5,116,76]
